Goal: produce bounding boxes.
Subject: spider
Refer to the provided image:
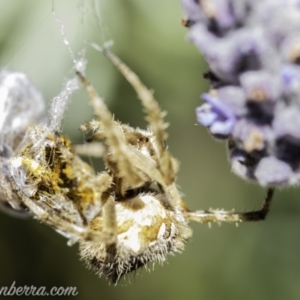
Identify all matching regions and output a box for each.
[4,48,275,284]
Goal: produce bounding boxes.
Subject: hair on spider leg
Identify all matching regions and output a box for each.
[185,187,275,224]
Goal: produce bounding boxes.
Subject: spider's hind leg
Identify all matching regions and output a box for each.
[185,188,275,224]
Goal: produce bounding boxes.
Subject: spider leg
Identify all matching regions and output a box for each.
[185,188,274,224]
[80,119,167,187]
[9,173,118,246]
[74,142,104,158]
[102,49,168,152]
[76,71,146,189]
[9,178,100,242]
[102,49,177,185]
[77,57,189,208]
[100,194,117,247]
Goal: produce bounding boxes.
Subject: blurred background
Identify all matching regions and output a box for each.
[1,1,300,299]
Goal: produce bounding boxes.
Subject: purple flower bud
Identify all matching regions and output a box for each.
[196,93,236,137]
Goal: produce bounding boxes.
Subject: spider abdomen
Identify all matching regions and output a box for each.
[80,193,192,283]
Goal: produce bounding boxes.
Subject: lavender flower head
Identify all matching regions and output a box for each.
[182,0,300,187]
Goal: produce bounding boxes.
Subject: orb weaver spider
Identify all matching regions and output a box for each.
[2,48,274,284]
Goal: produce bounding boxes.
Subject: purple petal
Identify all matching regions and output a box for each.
[218,86,246,116]
[210,119,236,135]
[273,103,300,139]
[240,71,281,101]
[201,93,235,120]
[281,64,300,95]
[196,104,218,126]
[254,156,292,186]
[196,93,236,136]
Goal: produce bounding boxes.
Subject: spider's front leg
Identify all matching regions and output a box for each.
[102,49,177,186]
[76,71,151,196]
[90,49,184,209]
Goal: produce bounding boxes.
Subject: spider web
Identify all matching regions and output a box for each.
[0,0,117,218]
[49,0,113,130]
[0,0,115,139]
